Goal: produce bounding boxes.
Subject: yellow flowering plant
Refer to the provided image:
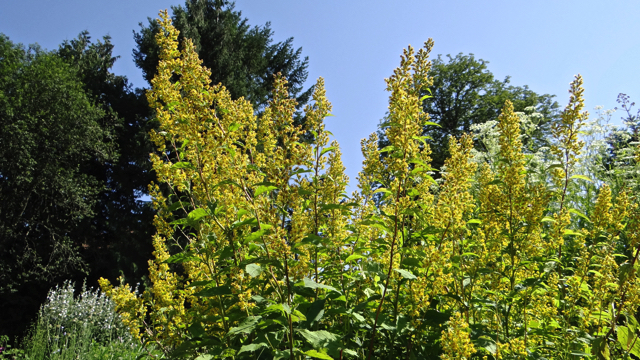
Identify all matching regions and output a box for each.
[101,11,640,360]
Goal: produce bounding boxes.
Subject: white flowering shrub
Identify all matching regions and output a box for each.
[38,280,133,344]
[470,106,550,182]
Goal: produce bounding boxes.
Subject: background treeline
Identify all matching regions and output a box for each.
[0,0,636,344]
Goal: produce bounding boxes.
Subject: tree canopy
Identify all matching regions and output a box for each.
[133,0,312,112]
[0,34,116,332]
[57,32,157,287]
[392,53,560,170]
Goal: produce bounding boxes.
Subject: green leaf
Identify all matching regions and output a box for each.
[255,185,278,197]
[167,201,189,212]
[304,350,333,360]
[194,285,232,297]
[165,252,200,264]
[378,145,396,153]
[304,299,326,328]
[300,278,340,293]
[237,343,268,354]
[474,337,497,355]
[297,329,338,348]
[617,326,635,352]
[290,308,307,322]
[291,168,312,176]
[569,208,591,222]
[571,174,593,183]
[171,161,196,170]
[467,219,482,225]
[320,146,336,157]
[564,229,584,236]
[188,280,217,287]
[592,337,610,360]
[373,188,392,195]
[245,264,263,278]
[188,323,206,338]
[228,316,261,336]
[188,208,208,222]
[320,203,349,212]
[232,217,258,229]
[345,254,365,263]
[194,356,213,360]
[243,229,266,243]
[228,123,240,132]
[423,121,441,127]
[619,262,634,285]
[393,268,417,280]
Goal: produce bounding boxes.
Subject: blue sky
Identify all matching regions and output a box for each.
[3,1,639,187]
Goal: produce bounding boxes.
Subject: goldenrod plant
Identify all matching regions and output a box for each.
[102,11,640,360]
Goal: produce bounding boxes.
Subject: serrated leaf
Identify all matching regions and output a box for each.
[227,316,262,336]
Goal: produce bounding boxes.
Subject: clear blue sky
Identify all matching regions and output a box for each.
[2,1,639,187]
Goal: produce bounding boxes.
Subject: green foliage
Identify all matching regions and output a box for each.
[0,33,116,336]
[385,52,560,171]
[57,31,157,288]
[0,282,145,360]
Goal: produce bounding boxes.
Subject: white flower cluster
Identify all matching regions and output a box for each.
[469,104,639,194]
[39,280,133,344]
[470,106,550,183]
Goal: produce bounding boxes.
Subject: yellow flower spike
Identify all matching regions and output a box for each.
[440,312,476,360]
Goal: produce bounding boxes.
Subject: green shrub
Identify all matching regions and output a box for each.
[2,281,144,360]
